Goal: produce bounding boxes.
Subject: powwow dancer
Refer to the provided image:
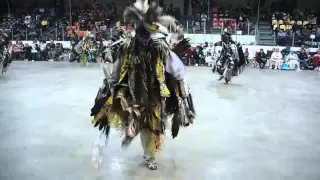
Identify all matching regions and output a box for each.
[79,32,93,66]
[90,0,196,170]
[212,32,246,84]
[0,27,11,74]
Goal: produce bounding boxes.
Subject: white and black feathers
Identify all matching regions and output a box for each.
[123,0,178,32]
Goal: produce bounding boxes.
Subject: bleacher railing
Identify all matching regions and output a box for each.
[10,20,253,41]
[182,20,252,35]
[10,27,115,41]
[271,20,320,47]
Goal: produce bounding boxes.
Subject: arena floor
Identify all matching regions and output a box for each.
[1,61,320,180]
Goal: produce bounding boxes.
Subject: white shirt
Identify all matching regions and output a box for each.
[286,53,298,61]
[165,51,185,80]
[203,46,214,55]
[40,43,47,51]
[24,15,31,25]
[270,52,283,60]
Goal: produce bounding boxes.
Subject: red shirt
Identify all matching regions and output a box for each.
[185,48,192,56]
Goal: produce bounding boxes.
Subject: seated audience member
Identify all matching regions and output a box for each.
[11,41,23,60]
[311,50,320,70]
[24,43,32,61]
[270,47,283,69]
[55,43,63,61]
[16,41,24,58]
[298,49,309,67]
[39,41,47,60]
[285,50,300,70]
[31,44,40,61]
[255,48,267,69]
[47,40,56,61]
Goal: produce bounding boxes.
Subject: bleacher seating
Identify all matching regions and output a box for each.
[271,10,319,46]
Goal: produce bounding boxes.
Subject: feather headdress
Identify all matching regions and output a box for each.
[0,27,10,46]
[123,0,179,33]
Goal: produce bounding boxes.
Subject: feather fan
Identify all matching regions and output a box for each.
[157,15,177,32]
[133,0,149,13]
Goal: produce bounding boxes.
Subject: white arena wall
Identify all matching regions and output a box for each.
[15,34,319,59]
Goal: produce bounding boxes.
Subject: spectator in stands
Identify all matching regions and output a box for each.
[256,48,267,69]
[270,47,283,69]
[238,13,245,29]
[24,14,31,27]
[41,17,48,29]
[245,3,251,16]
[285,50,300,70]
[277,29,287,46]
[201,12,208,28]
[47,40,56,61]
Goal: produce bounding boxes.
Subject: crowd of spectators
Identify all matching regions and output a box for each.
[269,9,320,46]
[1,0,121,41]
[10,39,64,61]
[190,1,253,34]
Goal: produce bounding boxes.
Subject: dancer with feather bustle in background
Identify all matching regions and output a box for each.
[212,31,246,84]
[78,31,93,66]
[90,0,196,170]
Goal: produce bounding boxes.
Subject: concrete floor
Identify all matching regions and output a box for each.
[1,61,320,180]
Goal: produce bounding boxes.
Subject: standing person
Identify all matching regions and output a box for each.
[244,48,249,65]
[39,40,47,60]
[90,0,195,170]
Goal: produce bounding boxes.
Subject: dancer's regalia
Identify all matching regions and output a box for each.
[90,0,196,170]
[212,32,245,84]
[0,28,11,74]
[78,32,93,66]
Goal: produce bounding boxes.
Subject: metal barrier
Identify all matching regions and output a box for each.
[10,20,253,41]
[181,20,252,35]
[272,31,319,48]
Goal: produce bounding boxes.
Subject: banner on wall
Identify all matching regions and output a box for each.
[302,41,320,47]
